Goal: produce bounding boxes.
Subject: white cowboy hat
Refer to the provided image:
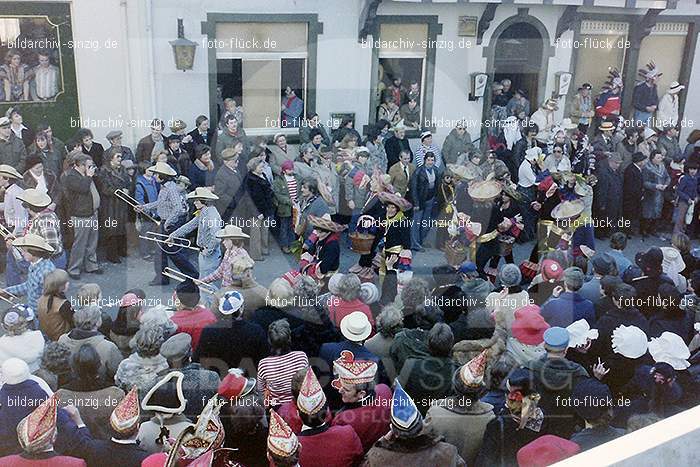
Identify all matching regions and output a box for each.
[216,224,250,239]
[668,81,685,94]
[186,187,219,201]
[12,233,54,254]
[0,164,22,179]
[340,311,372,342]
[17,188,52,209]
[148,161,177,177]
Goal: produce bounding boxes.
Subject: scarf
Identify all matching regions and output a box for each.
[504,118,522,150]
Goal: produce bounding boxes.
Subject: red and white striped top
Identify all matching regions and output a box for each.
[285,174,298,203]
[257,351,309,407]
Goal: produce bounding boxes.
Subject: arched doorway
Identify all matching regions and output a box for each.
[493,22,543,109]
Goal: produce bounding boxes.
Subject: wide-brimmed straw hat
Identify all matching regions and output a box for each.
[148,161,177,177]
[17,189,52,209]
[216,224,250,239]
[377,191,412,211]
[468,180,502,202]
[309,213,347,232]
[551,199,585,220]
[186,187,219,201]
[668,81,684,94]
[598,121,615,132]
[0,164,21,179]
[12,233,54,253]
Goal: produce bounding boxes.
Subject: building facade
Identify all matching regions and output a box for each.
[1,0,698,145]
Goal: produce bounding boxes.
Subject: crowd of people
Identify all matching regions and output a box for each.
[0,57,699,466]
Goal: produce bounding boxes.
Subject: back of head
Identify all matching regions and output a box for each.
[376,304,404,338]
[72,343,101,379]
[563,267,585,291]
[268,319,292,353]
[401,277,429,311]
[335,273,361,301]
[427,322,454,357]
[134,324,165,357]
[612,283,637,308]
[42,269,69,297]
[73,304,102,331]
[610,232,627,251]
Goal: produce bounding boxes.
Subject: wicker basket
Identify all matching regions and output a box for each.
[444,241,469,266]
[349,232,376,255]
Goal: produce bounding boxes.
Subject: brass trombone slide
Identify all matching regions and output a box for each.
[162,267,217,294]
[0,224,25,260]
[0,289,19,306]
[115,189,161,226]
[139,231,201,251]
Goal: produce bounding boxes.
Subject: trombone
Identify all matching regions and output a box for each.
[162,267,217,294]
[0,289,20,306]
[0,224,24,261]
[139,231,201,252]
[115,189,161,226]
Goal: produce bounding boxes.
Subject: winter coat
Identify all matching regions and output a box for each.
[332,384,393,452]
[398,355,457,415]
[58,329,122,380]
[61,168,98,218]
[344,161,370,212]
[213,163,247,221]
[56,383,125,440]
[299,425,364,467]
[632,274,675,318]
[411,165,441,209]
[363,428,466,467]
[178,362,221,419]
[541,292,596,328]
[268,144,299,176]
[0,133,27,171]
[299,123,331,147]
[442,128,475,165]
[657,92,679,127]
[594,159,624,225]
[187,160,215,190]
[385,135,413,171]
[623,163,644,218]
[590,307,649,360]
[649,310,695,344]
[247,172,275,217]
[425,400,495,465]
[193,318,269,376]
[95,166,130,237]
[114,353,169,393]
[28,137,67,175]
[641,161,670,219]
[298,194,329,238]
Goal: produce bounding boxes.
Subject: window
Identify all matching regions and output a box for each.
[636,22,688,94]
[214,22,308,133]
[573,21,629,92]
[375,24,428,129]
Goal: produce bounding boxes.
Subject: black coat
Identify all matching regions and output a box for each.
[61,168,97,217]
[623,163,644,217]
[631,274,675,318]
[193,318,269,377]
[247,172,275,217]
[649,310,695,344]
[82,142,105,168]
[384,135,413,171]
[411,165,441,209]
[594,160,623,224]
[95,166,130,237]
[187,128,218,154]
[85,440,149,467]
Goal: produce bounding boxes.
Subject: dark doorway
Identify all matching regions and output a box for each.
[493,22,543,109]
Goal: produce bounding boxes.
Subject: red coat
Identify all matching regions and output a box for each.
[298,425,363,467]
[328,297,375,333]
[0,454,86,466]
[331,384,392,452]
[278,401,333,434]
[170,306,217,350]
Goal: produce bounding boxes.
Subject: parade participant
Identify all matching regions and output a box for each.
[137,371,193,454]
[135,161,197,285]
[12,189,65,272]
[0,393,87,467]
[199,224,252,288]
[296,367,364,467]
[299,214,345,289]
[376,191,412,303]
[517,147,543,241]
[168,187,222,279]
[411,151,440,251]
[363,380,465,466]
[426,351,495,465]
[528,175,562,262]
[435,167,457,250]
[2,234,56,311]
[482,186,523,275]
[595,68,623,121]
[633,62,661,125]
[330,350,392,451]
[268,409,301,467]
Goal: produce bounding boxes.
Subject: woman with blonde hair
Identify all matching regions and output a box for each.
[37,268,74,341]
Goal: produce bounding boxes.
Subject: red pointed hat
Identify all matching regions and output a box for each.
[512,305,550,346]
[217,368,256,400]
[17,393,59,453]
[268,409,300,458]
[459,350,488,388]
[297,367,326,415]
[110,386,140,435]
[331,350,378,389]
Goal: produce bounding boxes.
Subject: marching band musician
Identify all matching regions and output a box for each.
[199,224,252,289]
[168,187,222,279]
[16,188,66,270]
[299,214,345,290]
[1,233,56,312]
[135,161,198,285]
[0,164,27,286]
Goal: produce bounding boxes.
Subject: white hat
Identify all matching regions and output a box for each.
[216,224,249,239]
[1,358,31,385]
[340,311,372,342]
[668,81,685,94]
[660,247,686,275]
[560,118,578,130]
[524,147,542,162]
[648,332,690,370]
[186,187,219,201]
[360,282,380,305]
[612,325,648,359]
[219,290,244,315]
[148,161,177,177]
[0,164,22,179]
[12,233,54,253]
[0,117,9,127]
[17,188,52,209]
[643,127,657,140]
[566,319,599,349]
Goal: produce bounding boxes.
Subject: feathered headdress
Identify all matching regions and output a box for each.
[638,61,662,81]
[601,67,623,92]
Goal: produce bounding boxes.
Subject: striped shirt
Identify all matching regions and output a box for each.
[257,351,309,407]
[285,174,298,203]
[200,246,252,287]
[6,258,56,311]
[414,143,443,168]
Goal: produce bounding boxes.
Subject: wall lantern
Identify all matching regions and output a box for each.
[555,72,573,96]
[170,18,198,72]
[469,73,488,101]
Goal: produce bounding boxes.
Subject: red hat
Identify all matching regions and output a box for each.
[517,435,580,467]
[120,293,140,308]
[537,176,555,192]
[110,387,140,435]
[281,160,294,171]
[218,369,256,400]
[512,305,549,345]
[541,259,564,282]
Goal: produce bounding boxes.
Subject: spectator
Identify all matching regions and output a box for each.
[541,267,595,327]
[37,268,74,341]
